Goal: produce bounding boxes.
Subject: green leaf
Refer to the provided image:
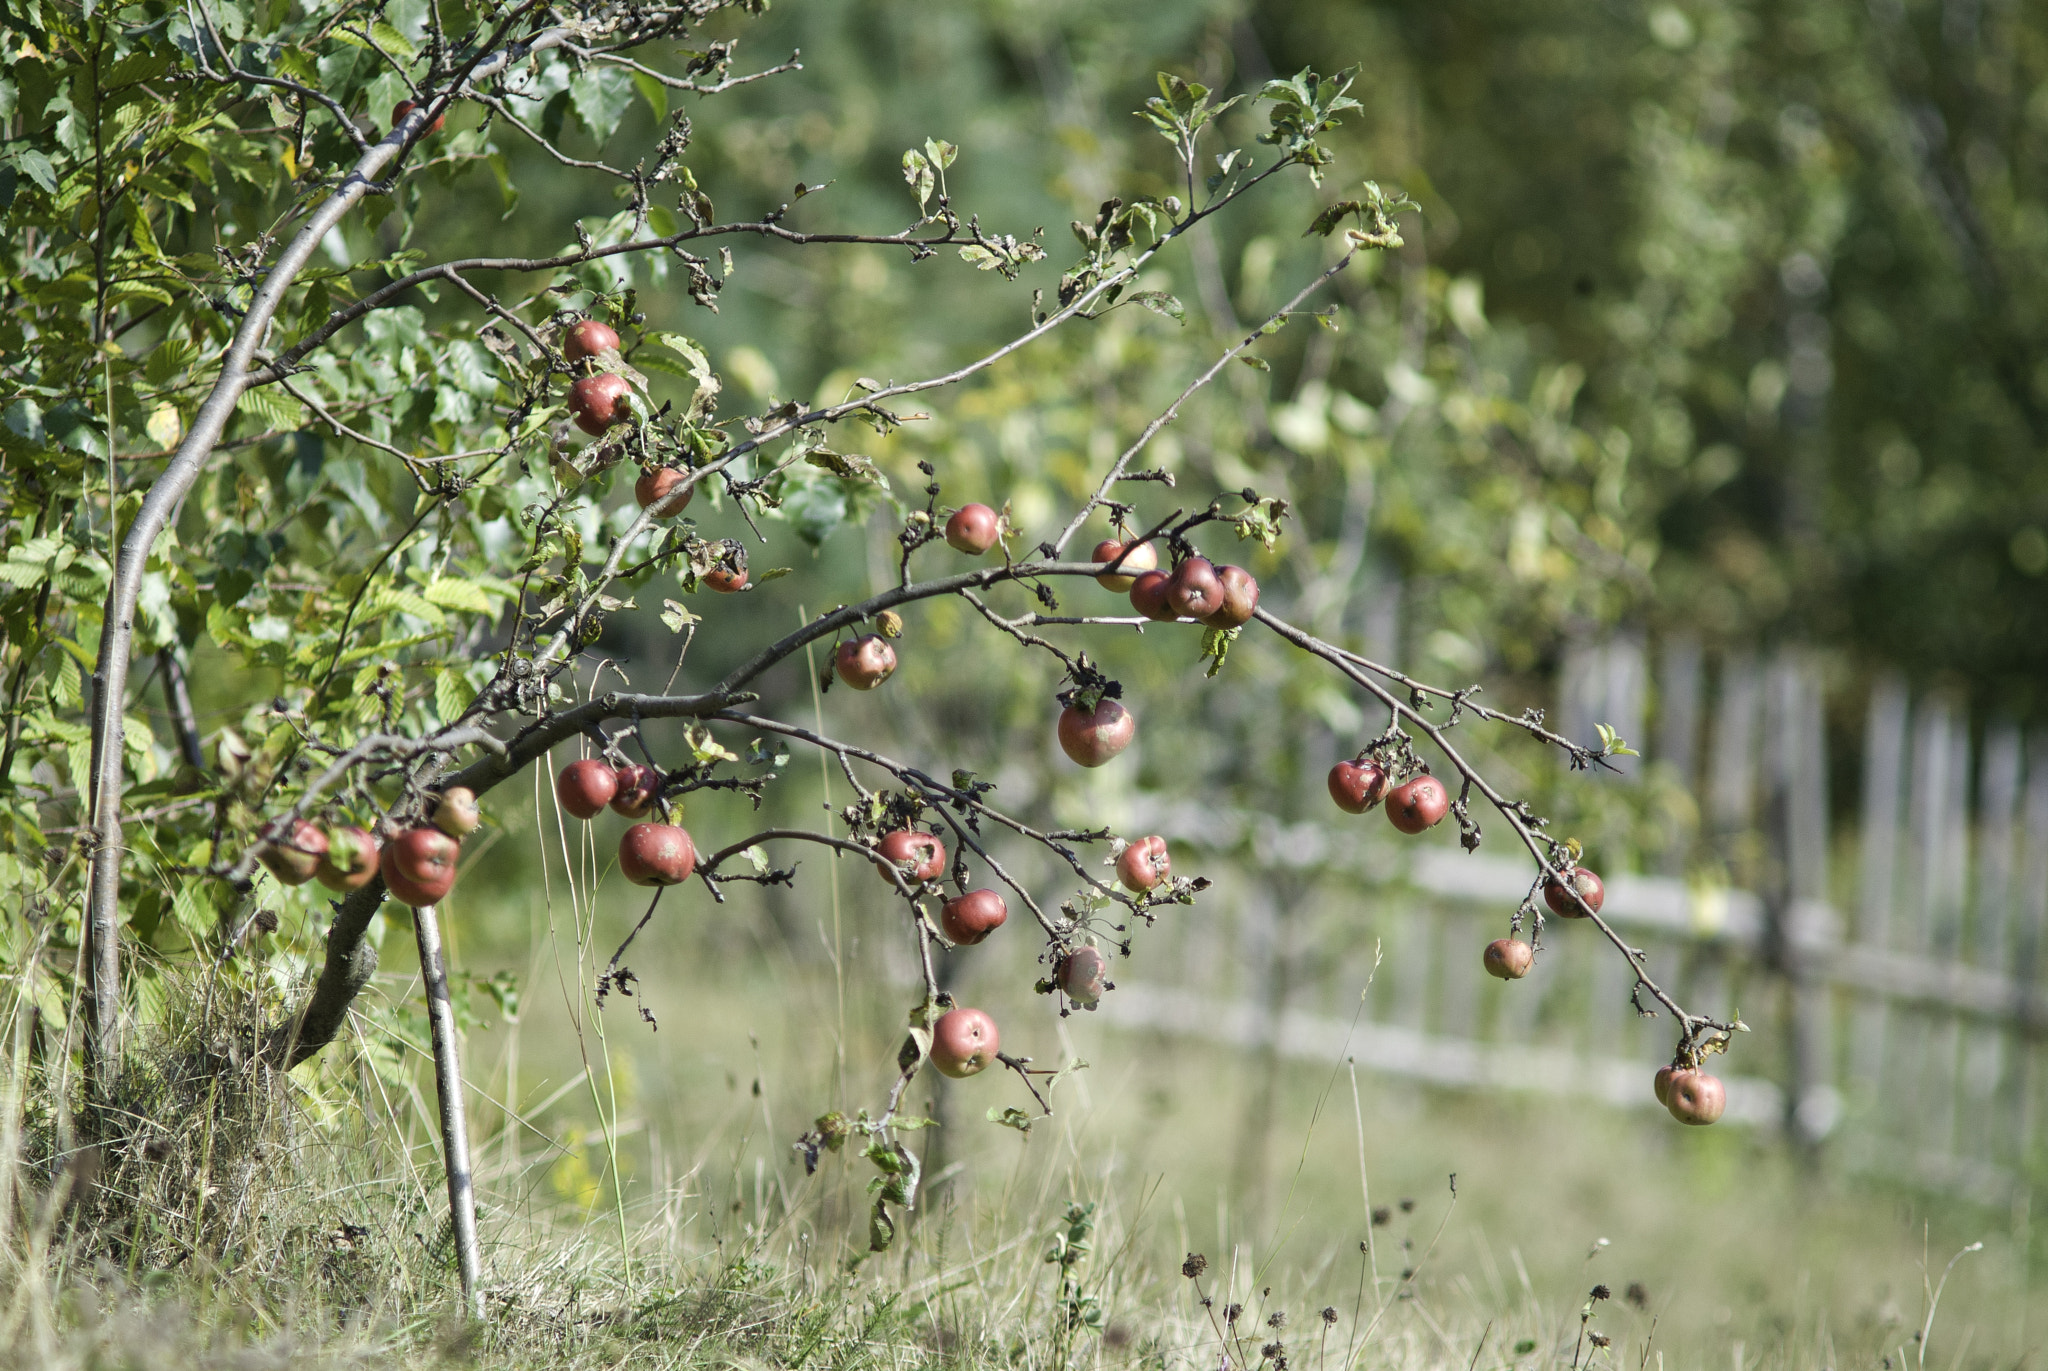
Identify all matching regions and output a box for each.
[630,69,668,124]
[1238,355,1271,372]
[422,577,493,614]
[987,1106,1034,1134]
[568,68,634,143]
[1129,290,1185,323]
[10,147,57,194]
[901,149,934,212]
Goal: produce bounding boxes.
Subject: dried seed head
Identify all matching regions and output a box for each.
[1590,1334,1612,1349]
[1268,1312,1287,1329]
[1371,1207,1391,1226]
[1625,1283,1649,1310]
[1225,1304,1243,1325]
[1183,1253,1208,1279]
[1591,1285,1611,1302]
[1321,1308,1339,1326]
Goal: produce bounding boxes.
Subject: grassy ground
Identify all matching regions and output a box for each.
[8,849,2040,1368]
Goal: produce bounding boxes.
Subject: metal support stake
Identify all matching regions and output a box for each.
[414,902,483,1318]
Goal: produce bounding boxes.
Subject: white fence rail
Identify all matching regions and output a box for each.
[1098,640,2048,1206]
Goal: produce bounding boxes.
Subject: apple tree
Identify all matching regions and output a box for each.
[0,0,1743,1285]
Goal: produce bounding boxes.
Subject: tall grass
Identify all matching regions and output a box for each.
[0,857,2037,1368]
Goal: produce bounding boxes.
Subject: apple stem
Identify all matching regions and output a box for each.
[605,887,666,979]
[996,1051,1054,1116]
[413,902,484,1320]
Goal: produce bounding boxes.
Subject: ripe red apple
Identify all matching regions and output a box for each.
[1665,1069,1726,1126]
[1057,698,1135,767]
[1652,1065,1678,1107]
[704,561,748,592]
[619,822,696,887]
[316,825,380,892]
[1385,775,1449,834]
[1483,938,1533,980]
[834,634,897,690]
[382,827,459,907]
[432,785,481,838]
[1202,565,1260,629]
[634,466,692,515]
[610,764,661,818]
[1327,759,1389,814]
[930,1007,1000,1077]
[557,759,618,819]
[1093,538,1159,592]
[564,318,621,362]
[1167,557,1227,620]
[1117,835,1170,893]
[1057,947,1109,1009]
[392,99,445,134]
[940,889,1008,945]
[945,504,1001,555]
[259,819,328,886]
[1129,569,1176,621]
[567,373,632,436]
[1543,866,1605,918]
[874,829,946,886]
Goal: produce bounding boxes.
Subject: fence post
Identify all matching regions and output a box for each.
[1765,653,1834,1147]
[2014,736,2048,1175]
[1654,637,1703,876]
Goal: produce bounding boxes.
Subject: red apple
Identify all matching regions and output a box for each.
[930,1007,1000,1078]
[567,373,632,436]
[945,504,1001,555]
[1483,938,1533,980]
[940,889,1008,945]
[1386,775,1449,834]
[610,764,661,818]
[834,634,897,690]
[1327,759,1389,814]
[1057,698,1135,767]
[874,829,946,886]
[392,99,445,134]
[564,318,621,362]
[1543,866,1605,919]
[1128,569,1176,621]
[635,466,692,515]
[704,560,747,592]
[1117,835,1170,893]
[557,759,618,819]
[316,825,380,892]
[432,785,481,838]
[619,822,696,887]
[1093,538,1159,592]
[1166,557,1226,620]
[1057,947,1109,1009]
[1202,564,1260,629]
[382,827,459,907]
[259,819,328,886]
[1653,1065,1678,1107]
[1665,1069,1726,1126]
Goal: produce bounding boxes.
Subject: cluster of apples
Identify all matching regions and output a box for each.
[869,822,1171,1076]
[562,319,635,437]
[258,786,483,908]
[556,758,698,886]
[1479,866,1609,981]
[1654,1063,1727,1125]
[1327,757,1450,833]
[1094,538,1261,632]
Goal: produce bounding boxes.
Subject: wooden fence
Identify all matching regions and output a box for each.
[1097,640,2048,1206]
